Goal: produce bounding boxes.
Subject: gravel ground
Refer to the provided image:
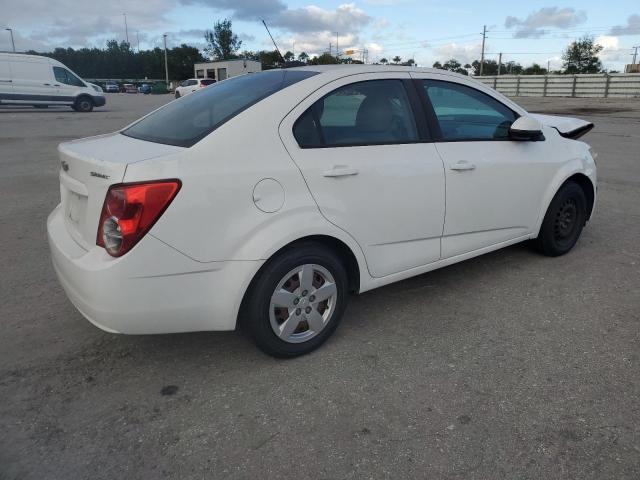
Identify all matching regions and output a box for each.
[1,93,639,480]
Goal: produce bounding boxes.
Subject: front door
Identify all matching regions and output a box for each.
[280,73,446,278]
[411,75,558,258]
[53,66,86,103]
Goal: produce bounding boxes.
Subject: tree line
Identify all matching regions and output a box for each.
[26,40,205,80]
[25,25,611,81]
[428,36,610,76]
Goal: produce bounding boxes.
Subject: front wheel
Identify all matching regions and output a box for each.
[74,97,93,112]
[534,181,587,256]
[241,244,349,358]
[174,91,180,99]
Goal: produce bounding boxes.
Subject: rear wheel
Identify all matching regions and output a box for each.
[74,96,93,112]
[535,181,587,256]
[241,243,349,358]
[174,91,180,99]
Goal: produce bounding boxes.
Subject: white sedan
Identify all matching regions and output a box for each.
[47,66,596,357]
[174,78,216,98]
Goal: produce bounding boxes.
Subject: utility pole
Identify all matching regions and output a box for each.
[5,28,15,52]
[547,60,550,72]
[329,43,332,56]
[479,25,486,76]
[633,46,639,65]
[136,32,140,52]
[497,52,502,76]
[123,13,129,44]
[335,32,339,61]
[163,34,169,88]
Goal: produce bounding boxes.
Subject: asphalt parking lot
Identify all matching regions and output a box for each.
[1,92,639,479]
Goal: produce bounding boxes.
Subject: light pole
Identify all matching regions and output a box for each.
[5,28,15,52]
[123,13,129,44]
[163,34,169,88]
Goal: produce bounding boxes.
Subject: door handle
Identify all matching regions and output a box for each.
[323,165,359,177]
[450,161,476,171]
[54,84,60,87]
[43,83,50,86]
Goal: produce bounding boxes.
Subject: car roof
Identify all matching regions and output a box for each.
[290,64,471,82]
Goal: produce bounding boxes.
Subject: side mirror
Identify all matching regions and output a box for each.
[509,115,544,141]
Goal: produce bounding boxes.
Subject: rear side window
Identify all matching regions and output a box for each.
[293,80,418,148]
[53,66,85,87]
[200,79,216,86]
[124,70,318,147]
[422,80,516,141]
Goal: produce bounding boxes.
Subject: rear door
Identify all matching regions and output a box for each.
[0,58,12,99]
[411,74,558,258]
[9,58,58,103]
[280,72,446,278]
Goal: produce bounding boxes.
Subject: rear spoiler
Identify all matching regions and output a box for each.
[530,114,594,140]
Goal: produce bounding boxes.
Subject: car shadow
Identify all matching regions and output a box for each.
[68,241,541,371]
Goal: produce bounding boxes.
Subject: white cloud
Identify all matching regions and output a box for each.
[274,3,371,34]
[595,35,626,62]
[505,7,587,38]
[431,42,482,64]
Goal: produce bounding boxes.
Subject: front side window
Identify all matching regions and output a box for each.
[123,69,318,147]
[53,67,85,87]
[422,80,516,141]
[294,80,418,148]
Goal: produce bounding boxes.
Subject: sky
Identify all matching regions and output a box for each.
[2,1,640,71]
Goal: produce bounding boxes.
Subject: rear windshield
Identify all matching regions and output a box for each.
[200,79,216,86]
[123,70,319,147]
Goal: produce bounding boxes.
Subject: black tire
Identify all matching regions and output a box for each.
[174,91,180,99]
[534,181,587,256]
[74,96,93,112]
[240,243,349,358]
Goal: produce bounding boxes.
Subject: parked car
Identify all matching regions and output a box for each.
[174,78,216,98]
[123,83,138,94]
[0,52,105,112]
[104,81,119,93]
[47,66,596,357]
[138,83,152,94]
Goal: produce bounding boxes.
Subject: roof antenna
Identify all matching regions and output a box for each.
[262,20,286,65]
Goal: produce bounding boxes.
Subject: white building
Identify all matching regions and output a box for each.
[193,59,262,81]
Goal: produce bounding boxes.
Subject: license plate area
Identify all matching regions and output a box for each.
[62,186,89,248]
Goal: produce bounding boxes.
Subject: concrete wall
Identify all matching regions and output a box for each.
[473,73,640,98]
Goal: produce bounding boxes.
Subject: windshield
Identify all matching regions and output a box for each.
[123,69,319,147]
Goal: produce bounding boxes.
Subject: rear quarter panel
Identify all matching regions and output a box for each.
[123,92,368,279]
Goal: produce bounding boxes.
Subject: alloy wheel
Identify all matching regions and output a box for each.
[269,264,338,344]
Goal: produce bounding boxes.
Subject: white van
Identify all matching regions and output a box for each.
[0,53,105,112]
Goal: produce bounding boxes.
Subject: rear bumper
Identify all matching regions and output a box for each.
[92,96,106,107]
[47,204,261,334]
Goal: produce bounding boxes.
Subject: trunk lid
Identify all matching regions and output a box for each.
[58,133,183,250]
[530,114,594,139]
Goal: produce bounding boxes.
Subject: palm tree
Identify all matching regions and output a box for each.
[379,57,388,65]
[392,56,401,64]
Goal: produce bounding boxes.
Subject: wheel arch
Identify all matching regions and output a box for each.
[237,234,363,331]
[565,173,595,221]
[534,164,596,236]
[75,93,94,104]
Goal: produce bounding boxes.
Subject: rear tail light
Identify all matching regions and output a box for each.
[97,180,181,257]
